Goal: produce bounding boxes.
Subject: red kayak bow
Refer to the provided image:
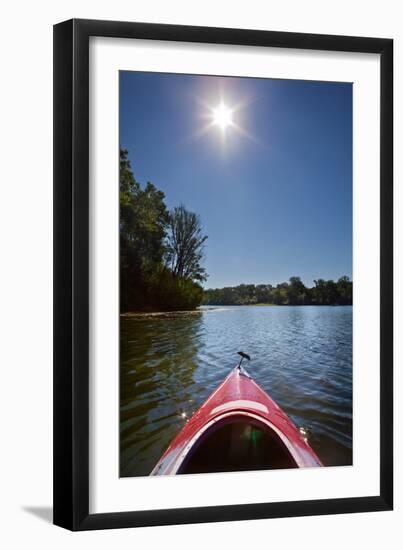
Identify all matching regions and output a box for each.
[151,358,322,475]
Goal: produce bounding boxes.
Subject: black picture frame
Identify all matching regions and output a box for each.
[53,18,393,531]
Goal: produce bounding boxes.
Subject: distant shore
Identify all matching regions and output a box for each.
[121,303,352,316]
[202,303,351,307]
[203,277,352,307]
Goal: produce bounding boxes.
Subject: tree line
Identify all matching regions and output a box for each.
[203,276,352,306]
[120,148,208,312]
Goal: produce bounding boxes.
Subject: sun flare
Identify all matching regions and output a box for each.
[193,95,255,147]
[211,102,234,131]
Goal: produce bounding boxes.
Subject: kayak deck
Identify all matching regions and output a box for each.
[151,365,322,475]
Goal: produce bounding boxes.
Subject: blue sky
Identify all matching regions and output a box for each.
[120,72,352,289]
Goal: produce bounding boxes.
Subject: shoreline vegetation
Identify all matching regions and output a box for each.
[203,277,352,307]
[120,147,352,313]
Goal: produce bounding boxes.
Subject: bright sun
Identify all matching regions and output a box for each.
[212,102,233,131]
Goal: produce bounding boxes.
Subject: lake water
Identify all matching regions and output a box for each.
[120,305,352,477]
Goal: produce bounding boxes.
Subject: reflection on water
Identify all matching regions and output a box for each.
[120,306,352,477]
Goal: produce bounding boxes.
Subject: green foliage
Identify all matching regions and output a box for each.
[203,276,352,306]
[120,148,207,312]
[120,149,169,267]
[150,268,205,311]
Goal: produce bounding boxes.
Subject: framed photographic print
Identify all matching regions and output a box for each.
[53,19,393,530]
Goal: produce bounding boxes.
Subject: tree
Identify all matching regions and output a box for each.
[120,149,169,268]
[312,278,327,305]
[166,205,208,282]
[312,278,340,305]
[120,148,170,310]
[119,149,207,312]
[256,284,273,304]
[337,276,352,305]
[288,276,308,305]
